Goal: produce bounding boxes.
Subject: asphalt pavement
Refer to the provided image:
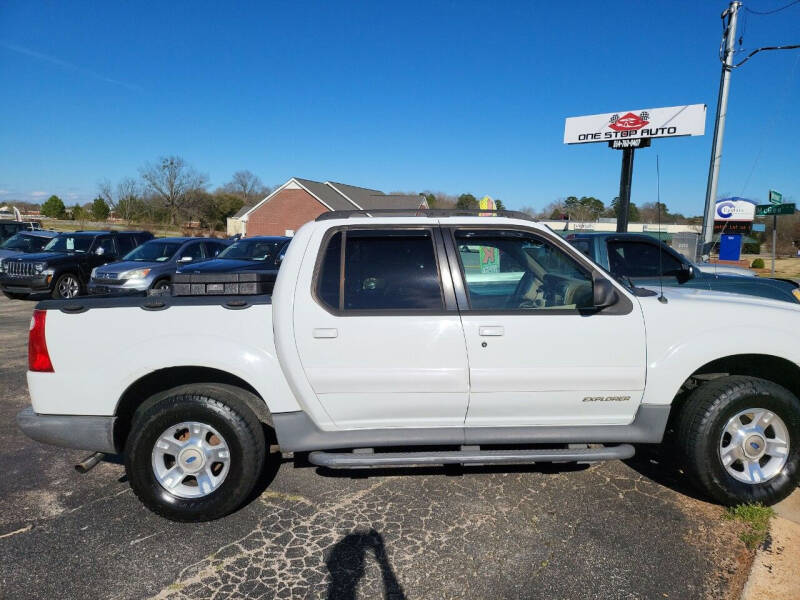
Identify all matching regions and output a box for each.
[0,296,754,600]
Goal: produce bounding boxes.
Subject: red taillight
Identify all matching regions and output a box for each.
[29,309,53,372]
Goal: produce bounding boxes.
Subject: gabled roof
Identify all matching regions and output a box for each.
[234,177,426,221]
[294,178,355,211]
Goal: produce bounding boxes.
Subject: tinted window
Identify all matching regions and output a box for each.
[204,241,227,257]
[315,230,442,311]
[344,231,441,310]
[0,233,50,252]
[455,229,593,310]
[180,242,205,260]
[569,239,592,257]
[317,232,342,310]
[607,241,683,278]
[95,237,117,256]
[218,238,284,261]
[0,224,20,241]
[116,235,137,256]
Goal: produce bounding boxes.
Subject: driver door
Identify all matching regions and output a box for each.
[448,227,647,427]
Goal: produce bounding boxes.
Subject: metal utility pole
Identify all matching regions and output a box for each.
[771,213,777,276]
[616,148,635,232]
[701,1,741,258]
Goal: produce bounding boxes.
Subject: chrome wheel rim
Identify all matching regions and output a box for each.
[151,421,231,499]
[58,276,80,298]
[719,408,790,484]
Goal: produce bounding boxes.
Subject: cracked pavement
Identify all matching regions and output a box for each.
[0,297,753,599]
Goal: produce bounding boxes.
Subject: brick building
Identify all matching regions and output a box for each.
[228,178,428,237]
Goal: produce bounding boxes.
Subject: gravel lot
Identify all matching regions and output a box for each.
[0,296,754,599]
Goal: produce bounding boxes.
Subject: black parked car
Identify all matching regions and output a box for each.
[0,230,153,300]
[176,236,290,276]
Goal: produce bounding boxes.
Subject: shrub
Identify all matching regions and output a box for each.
[751,258,765,269]
[743,242,761,254]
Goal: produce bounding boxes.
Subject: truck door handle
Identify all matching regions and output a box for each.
[478,326,504,337]
[312,328,338,339]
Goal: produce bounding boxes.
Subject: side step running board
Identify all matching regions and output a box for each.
[308,444,635,468]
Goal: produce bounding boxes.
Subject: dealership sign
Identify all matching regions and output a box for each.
[715,197,756,222]
[564,104,706,144]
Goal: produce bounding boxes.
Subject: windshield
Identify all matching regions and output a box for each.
[43,235,93,254]
[0,233,51,252]
[217,239,283,261]
[123,240,182,262]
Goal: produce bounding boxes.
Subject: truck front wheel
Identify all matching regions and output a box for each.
[124,384,266,522]
[677,375,800,506]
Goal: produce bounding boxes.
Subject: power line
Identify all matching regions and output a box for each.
[744,0,800,15]
[731,43,800,68]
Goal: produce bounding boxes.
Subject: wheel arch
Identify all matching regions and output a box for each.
[114,366,271,451]
[687,354,800,400]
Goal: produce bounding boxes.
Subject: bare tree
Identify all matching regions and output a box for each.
[223,170,270,206]
[99,177,144,223]
[139,156,208,225]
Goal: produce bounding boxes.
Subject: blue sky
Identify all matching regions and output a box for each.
[1,1,798,215]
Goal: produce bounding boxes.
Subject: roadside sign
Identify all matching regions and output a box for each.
[752,223,766,232]
[564,104,706,144]
[755,203,795,216]
[714,221,751,234]
[769,190,783,205]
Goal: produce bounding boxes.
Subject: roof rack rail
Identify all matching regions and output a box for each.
[315,209,537,222]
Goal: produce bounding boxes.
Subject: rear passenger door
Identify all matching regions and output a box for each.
[292,227,470,429]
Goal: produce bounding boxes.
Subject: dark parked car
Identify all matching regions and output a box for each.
[0,230,153,300]
[177,235,290,276]
[88,237,230,296]
[0,221,42,243]
[0,230,58,260]
[565,232,800,304]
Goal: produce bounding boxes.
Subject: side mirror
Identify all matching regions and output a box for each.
[676,264,694,284]
[178,256,193,263]
[593,277,619,309]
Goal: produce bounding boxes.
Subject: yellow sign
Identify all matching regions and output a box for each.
[479,196,495,212]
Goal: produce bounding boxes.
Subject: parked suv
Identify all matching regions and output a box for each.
[0,230,58,260]
[0,230,153,300]
[88,237,229,296]
[176,235,290,275]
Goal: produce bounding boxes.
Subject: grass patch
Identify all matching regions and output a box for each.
[724,503,774,549]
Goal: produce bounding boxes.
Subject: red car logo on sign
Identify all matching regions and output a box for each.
[608,112,649,132]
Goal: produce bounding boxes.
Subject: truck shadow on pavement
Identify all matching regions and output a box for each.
[326,529,406,600]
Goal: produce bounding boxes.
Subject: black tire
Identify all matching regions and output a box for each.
[677,375,800,506]
[51,273,82,299]
[151,278,170,291]
[124,384,266,522]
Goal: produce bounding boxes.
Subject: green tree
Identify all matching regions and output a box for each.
[41,195,66,219]
[494,199,506,211]
[456,193,478,209]
[423,193,437,208]
[91,196,110,221]
[609,196,640,222]
[564,196,605,221]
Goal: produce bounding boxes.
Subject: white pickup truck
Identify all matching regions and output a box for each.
[17,211,800,522]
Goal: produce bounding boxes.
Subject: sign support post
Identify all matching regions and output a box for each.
[616,147,635,233]
[755,198,794,277]
[772,213,777,276]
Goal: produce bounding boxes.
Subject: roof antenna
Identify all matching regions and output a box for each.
[657,154,667,304]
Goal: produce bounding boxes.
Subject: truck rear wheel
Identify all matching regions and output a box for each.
[677,375,800,506]
[124,384,266,522]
